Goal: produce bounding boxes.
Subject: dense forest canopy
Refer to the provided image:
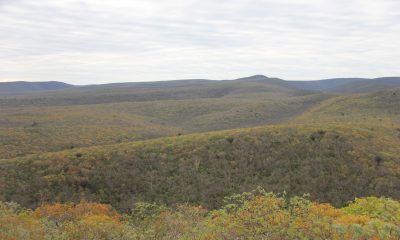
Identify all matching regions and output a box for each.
[1,189,399,239]
[0,76,399,239]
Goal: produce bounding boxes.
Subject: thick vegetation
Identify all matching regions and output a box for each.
[292,89,400,126]
[0,78,328,159]
[0,77,399,239]
[1,188,399,240]
[1,124,399,211]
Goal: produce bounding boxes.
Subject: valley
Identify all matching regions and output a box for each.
[1,75,399,239]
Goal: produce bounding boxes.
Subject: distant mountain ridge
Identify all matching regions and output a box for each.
[0,81,74,96]
[1,75,399,96]
[288,77,400,92]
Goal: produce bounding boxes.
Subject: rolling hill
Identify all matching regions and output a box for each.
[292,88,400,126]
[0,75,399,215]
[2,75,399,160]
[1,89,400,211]
[1,75,399,98]
[288,77,400,93]
[0,81,74,96]
[0,75,302,106]
[0,76,329,159]
[1,123,399,210]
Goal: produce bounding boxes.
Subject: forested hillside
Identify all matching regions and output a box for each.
[1,76,400,239]
[0,76,329,159]
[1,189,399,239]
[292,89,400,126]
[2,0,400,237]
[1,124,399,211]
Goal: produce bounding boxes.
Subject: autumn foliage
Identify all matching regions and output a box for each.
[1,189,399,240]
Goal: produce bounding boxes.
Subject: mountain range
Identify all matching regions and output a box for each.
[1,75,400,96]
[0,74,399,213]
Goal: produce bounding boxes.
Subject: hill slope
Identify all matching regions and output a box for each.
[292,88,400,126]
[1,123,399,210]
[1,75,399,97]
[0,76,329,159]
[0,75,302,107]
[288,77,400,93]
[0,81,74,96]
[0,78,400,213]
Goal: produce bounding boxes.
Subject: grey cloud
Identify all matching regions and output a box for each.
[0,0,399,84]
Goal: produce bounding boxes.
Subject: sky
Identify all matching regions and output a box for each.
[0,0,399,84]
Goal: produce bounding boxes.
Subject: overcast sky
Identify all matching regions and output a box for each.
[0,0,399,84]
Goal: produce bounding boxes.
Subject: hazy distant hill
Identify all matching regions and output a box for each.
[0,81,74,95]
[1,75,400,159]
[332,77,400,93]
[0,75,327,159]
[0,75,306,107]
[80,79,212,90]
[288,77,400,92]
[1,75,400,96]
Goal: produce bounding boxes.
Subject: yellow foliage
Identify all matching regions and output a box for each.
[34,200,121,223]
[1,192,399,239]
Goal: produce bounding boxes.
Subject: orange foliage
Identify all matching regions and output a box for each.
[309,203,343,218]
[34,200,121,223]
[334,214,371,225]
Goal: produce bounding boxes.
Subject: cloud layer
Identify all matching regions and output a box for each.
[1,0,399,84]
